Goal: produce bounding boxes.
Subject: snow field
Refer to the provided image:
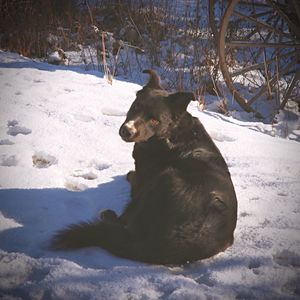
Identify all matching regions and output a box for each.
[0,51,299,299]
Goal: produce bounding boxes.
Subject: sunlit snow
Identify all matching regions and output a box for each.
[0,51,299,299]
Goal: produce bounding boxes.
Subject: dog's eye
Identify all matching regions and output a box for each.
[149,119,160,126]
[146,112,159,126]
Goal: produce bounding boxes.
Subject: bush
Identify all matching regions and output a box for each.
[0,0,79,57]
[0,0,215,93]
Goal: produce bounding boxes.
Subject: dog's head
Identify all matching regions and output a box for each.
[119,70,195,143]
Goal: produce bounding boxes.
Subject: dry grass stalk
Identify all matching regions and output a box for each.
[102,31,113,85]
[196,86,205,111]
[218,97,229,115]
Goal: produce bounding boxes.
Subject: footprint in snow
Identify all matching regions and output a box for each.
[101,107,126,117]
[248,258,261,275]
[89,160,111,171]
[240,212,251,218]
[72,170,98,180]
[7,126,32,136]
[277,191,288,197]
[210,131,236,142]
[249,196,260,202]
[195,273,215,287]
[33,79,44,83]
[65,160,110,190]
[282,278,300,297]
[64,88,74,93]
[73,113,95,122]
[32,152,57,168]
[273,250,300,268]
[64,178,88,192]
[7,120,32,136]
[0,139,14,145]
[0,155,18,166]
[7,120,18,127]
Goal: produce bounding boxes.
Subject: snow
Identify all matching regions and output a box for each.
[0,51,299,299]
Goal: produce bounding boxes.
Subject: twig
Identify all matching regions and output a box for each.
[102,31,112,84]
[263,50,272,99]
[85,0,94,25]
[112,45,122,79]
[87,46,95,70]
[275,54,280,109]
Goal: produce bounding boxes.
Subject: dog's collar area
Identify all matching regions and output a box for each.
[167,128,199,149]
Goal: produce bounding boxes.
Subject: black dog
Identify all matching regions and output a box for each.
[52,70,237,265]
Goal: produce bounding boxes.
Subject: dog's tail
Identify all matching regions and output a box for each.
[52,220,130,250]
[51,220,162,263]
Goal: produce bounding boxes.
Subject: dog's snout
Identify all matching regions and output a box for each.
[119,121,137,141]
[119,125,131,139]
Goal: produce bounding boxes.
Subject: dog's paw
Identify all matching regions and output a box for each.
[98,209,119,223]
[126,171,136,183]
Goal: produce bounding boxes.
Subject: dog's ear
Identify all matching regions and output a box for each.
[166,92,196,114]
[143,69,163,89]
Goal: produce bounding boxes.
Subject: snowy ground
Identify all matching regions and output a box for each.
[0,51,299,299]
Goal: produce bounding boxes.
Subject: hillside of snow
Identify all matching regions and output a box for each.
[0,51,299,299]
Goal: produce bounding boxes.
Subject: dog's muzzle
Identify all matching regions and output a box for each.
[119,120,138,142]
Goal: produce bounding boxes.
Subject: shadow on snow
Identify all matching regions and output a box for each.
[0,175,143,268]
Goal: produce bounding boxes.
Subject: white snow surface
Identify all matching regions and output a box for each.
[0,51,299,299]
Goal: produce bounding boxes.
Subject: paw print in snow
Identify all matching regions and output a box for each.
[7,120,32,136]
[32,152,57,168]
[0,155,18,166]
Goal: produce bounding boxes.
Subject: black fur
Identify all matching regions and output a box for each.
[52,70,238,265]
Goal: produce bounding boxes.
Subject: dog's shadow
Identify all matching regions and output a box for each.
[0,175,143,268]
